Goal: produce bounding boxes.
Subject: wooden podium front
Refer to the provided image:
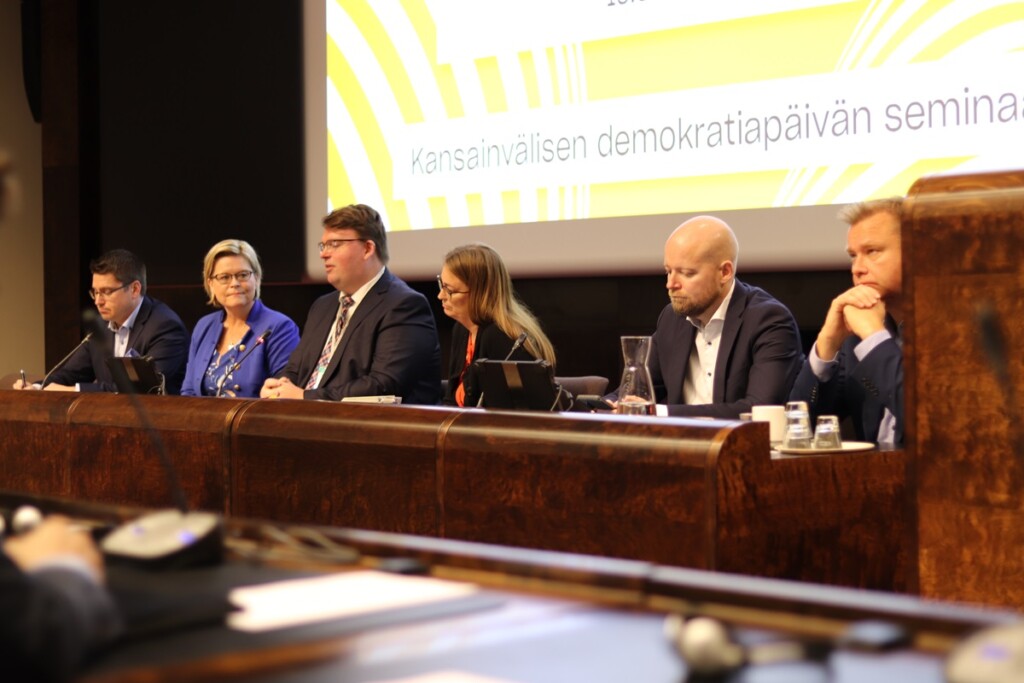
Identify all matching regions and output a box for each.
[905,169,1024,607]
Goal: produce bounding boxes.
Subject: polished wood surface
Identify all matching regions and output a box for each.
[905,168,1024,608]
[1,491,1012,683]
[65,394,243,513]
[0,391,77,498]
[230,400,454,532]
[0,393,907,591]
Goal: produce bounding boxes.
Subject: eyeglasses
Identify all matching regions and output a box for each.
[317,238,366,253]
[436,275,469,297]
[88,283,130,300]
[210,270,253,285]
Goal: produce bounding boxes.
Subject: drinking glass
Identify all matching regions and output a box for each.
[783,401,813,449]
[813,415,842,449]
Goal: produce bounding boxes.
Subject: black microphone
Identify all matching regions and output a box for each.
[507,332,529,358]
[977,301,1009,384]
[975,301,1023,457]
[78,310,223,568]
[39,331,93,387]
[216,328,273,397]
[476,332,529,408]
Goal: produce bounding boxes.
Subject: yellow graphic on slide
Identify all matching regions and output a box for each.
[326,0,1024,231]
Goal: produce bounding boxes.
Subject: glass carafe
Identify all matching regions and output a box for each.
[616,336,656,415]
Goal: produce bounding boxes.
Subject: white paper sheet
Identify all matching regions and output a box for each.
[228,570,478,632]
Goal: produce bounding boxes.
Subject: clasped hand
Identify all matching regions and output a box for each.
[815,285,886,361]
[259,376,304,399]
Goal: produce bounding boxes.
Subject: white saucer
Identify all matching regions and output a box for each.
[776,440,876,455]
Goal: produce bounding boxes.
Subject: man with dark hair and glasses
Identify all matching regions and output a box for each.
[261,203,441,403]
[13,248,188,394]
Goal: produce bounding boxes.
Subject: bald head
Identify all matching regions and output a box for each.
[663,216,738,324]
[666,216,739,268]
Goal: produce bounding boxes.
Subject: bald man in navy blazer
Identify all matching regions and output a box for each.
[261,204,441,404]
[649,216,803,418]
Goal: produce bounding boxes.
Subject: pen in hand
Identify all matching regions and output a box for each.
[20,369,28,388]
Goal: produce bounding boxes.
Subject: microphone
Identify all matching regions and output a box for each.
[216,327,273,397]
[39,331,93,387]
[507,332,529,358]
[476,332,529,408]
[975,301,1023,456]
[977,302,1009,384]
[79,310,223,568]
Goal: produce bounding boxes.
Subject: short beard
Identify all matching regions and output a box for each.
[670,296,711,319]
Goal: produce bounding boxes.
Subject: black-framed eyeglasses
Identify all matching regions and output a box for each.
[210,270,253,285]
[317,238,367,253]
[436,275,469,297]
[88,283,130,300]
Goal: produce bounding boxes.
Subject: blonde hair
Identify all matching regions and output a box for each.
[202,239,263,306]
[838,197,904,227]
[444,243,556,367]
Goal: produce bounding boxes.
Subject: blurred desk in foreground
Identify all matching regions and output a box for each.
[0,392,908,591]
[1,492,1011,683]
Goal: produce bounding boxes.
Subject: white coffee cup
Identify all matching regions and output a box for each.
[751,405,787,444]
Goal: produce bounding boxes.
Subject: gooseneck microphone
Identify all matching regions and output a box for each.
[39,332,93,387]
[78,310,222,568]
[476,332,529,408]
[975,301,1023,456]
[507,332,529,358]
[216,328,274,397]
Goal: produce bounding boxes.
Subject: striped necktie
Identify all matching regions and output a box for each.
[305,295,354,390]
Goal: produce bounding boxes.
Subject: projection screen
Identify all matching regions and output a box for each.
[304,0,1024,278]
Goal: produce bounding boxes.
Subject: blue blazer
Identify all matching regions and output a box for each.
[181,300,300,397]
[280,269,442,404]
[649,278,804,418]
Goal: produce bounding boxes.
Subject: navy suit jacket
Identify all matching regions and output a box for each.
[650,279,803,418]
[280,269,442,404]
[0,552,120,682]
[180,300,300,397]
[443,321,534,407]
[789,317,904,445]
[47,296,189,395]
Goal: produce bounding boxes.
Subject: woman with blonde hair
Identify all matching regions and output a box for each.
[181,239,299,397]
[438,243,555,407]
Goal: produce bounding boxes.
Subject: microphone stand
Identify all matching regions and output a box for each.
[476,332,528,408]
[216,328,273,397]
[39,332,93,387]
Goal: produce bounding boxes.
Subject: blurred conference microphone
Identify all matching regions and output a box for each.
[78,309,224,569]
[975,300,1023,457]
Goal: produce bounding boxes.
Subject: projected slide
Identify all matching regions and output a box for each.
[323,0,1024,234]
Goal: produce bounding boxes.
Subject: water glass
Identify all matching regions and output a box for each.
[813,415,842,449]
[783,401,813,449]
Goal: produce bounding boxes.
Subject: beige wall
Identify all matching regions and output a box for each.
[0,0,45,376]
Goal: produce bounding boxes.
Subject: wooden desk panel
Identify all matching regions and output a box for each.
[229,401,454,533]
[906,168,1024,607]
[0,394,907,591]
[0,391,78,498]
[66,394,241,513]
[715,444,909,591]
[440,411,720,568]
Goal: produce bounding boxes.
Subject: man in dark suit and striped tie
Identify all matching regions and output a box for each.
[260,204,441,404]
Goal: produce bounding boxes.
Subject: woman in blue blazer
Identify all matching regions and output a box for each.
[181,240,299,397]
